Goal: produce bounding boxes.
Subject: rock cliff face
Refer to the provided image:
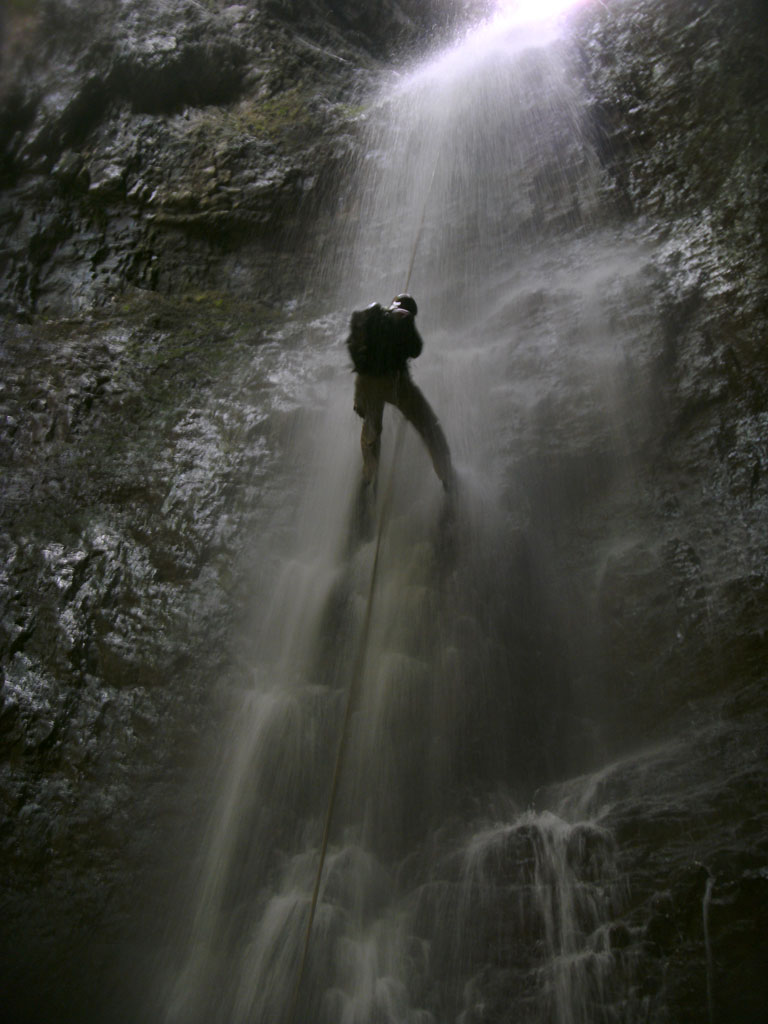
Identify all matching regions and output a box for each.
[535,4,768,1020]
[1,1,766,1022]
[1,0,475,314]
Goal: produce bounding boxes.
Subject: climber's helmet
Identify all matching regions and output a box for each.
[389,294,418,317]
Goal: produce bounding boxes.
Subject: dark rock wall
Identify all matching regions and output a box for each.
[561,3,768,1020]
[0,0,475,315]
[561,0,768,740]
[1,0,767,1022]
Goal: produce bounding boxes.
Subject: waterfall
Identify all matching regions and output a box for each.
[160,3,660,1021]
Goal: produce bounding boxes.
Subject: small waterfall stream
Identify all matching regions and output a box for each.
[162,4,661,1021]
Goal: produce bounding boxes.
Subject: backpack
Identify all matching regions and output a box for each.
[346,303,423,375]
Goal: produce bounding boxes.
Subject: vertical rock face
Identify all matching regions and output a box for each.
[553,3,768,1021]
[0,1,767,1023]
[0,0,472,315]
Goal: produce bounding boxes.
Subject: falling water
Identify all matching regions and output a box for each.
[160,2,661,1021]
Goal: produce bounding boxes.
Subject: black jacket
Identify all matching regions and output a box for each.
[346,303,423,375]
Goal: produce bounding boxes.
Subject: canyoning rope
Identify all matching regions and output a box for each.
[403,162,438,294]
[289,159,439,1023]
[289,421,407,1024]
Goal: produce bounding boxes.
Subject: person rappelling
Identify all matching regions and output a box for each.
[346,293,455,499]
[288,294,456,1022]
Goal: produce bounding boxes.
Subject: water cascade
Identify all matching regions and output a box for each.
[161,3,663,1021]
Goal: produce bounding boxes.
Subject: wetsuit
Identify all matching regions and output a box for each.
[347,297,454,492]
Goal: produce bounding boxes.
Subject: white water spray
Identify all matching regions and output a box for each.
[159,1,663,1020]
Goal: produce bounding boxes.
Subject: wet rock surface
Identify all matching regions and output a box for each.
[1,0,767,1021]
[0,289,291,1020]
[0,0,472,316]
[501,2,768,1021]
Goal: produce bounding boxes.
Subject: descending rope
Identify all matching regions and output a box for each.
[403,162,437,294]
[289,158,438,1024]
[288,420,407,1024]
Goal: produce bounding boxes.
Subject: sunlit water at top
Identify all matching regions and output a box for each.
[402,0,593,89]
